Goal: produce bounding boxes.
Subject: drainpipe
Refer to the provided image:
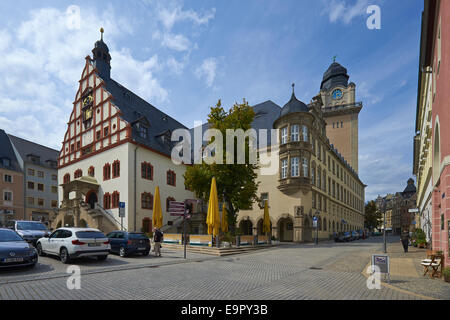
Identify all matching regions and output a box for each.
[134,145,139,231]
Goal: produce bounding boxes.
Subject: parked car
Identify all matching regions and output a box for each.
[106,231,150,257]
[0,228,38,268]
[36,228,110,264]
[351,230,359,240]
[334,232,345,242]
[343,232,351,242]
[5,220,50,246]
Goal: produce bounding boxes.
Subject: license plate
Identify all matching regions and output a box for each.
[138,247,146,250]
[3,258,24,263]
[88,243,101,247]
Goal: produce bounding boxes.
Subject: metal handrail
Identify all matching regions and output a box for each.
[81,201,127,231]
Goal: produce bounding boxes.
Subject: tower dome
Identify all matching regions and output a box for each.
[279,84,309,117]
[92,28,111,80]
[320,61,350,91]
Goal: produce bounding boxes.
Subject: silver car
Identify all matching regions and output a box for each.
[6,220,51,246]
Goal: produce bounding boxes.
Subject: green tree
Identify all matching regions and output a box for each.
[364,200,382,230]
[184,99,259,233]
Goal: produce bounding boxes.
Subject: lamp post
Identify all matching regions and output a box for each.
[383,202,387,253]
[314,210,320,245]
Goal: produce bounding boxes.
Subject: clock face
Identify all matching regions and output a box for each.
[332,89,343,100]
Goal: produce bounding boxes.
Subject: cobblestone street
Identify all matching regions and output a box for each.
[1,237,448,300]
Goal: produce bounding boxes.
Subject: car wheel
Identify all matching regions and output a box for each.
[97,255,107,261]
[60,247,71,264]
[36,243,46,257]
[119,246,127,257]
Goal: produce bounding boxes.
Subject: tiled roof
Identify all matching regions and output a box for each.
[8,134,59,169]
[0,129,22,172]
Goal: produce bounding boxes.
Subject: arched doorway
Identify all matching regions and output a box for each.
[239,219,253,235]
[86,190,98,209]
[278,217,294,242]
[257,219,272,235]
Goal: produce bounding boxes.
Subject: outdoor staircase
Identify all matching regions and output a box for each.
[79,201,124,233]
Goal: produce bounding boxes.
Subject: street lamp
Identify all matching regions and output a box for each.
[314,210,320,245]
[383,201,387,253]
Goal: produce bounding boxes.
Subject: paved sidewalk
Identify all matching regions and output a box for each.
[371,241,450,300]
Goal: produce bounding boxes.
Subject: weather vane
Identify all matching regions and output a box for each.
[333,55,337,63]
[292,83,295,94]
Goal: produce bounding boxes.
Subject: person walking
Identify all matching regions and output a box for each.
[153,227,163,257]
[400,229,409,253]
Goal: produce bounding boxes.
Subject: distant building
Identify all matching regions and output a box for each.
[0,129,24,225]
[8,134,59,224]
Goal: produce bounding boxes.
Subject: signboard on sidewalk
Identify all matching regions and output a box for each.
[371,254,390,283]
[169,201,185,216]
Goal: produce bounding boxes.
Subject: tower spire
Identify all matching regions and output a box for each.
[100,27,104,41]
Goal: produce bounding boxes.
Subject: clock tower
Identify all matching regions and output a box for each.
[319,61,362,173]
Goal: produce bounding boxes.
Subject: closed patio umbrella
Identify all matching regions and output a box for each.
[152,186,163,229]
[206,177,221,237]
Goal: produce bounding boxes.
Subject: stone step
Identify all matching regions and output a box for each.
[160,243,275,256]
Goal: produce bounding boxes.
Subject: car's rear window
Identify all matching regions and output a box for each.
[128,233,147,240]
[0,229,24,242]
[75,231,106,239]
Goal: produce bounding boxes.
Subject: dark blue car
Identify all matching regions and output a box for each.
[106,231,150,257]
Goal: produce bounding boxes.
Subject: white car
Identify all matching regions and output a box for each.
[36,228,111,264]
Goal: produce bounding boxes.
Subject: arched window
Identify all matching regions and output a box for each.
[112,160,120,178]
[88,166,95,177]
[74,169,83,179]
[141,162,153,180]
[167,170,176,186]
[141,192,153,210]
[104,193,111,209]
[317,167,321,189]
[302,157,309,178]
[142,218,152,233]
[103,163,111,181]
[111,191,120,208]
[63,173,70,184]
[302,125,308,142]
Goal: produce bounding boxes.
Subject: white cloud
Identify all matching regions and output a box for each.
[166,57,185,75]
[153,3,215,52]
[195,58,218,88]
[0,6,168,149]
[157,6,215,30]
[161,33,191,51]
[323,0,372,24]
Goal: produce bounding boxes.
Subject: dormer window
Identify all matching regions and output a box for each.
[1,157,10,167]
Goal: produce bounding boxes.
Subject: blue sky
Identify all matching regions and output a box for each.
[0,0,423,201]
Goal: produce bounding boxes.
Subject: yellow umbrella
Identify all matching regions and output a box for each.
[152,186,163,229]
[221,205,228,233]
[206,177,221,237]
[263,200,271,234]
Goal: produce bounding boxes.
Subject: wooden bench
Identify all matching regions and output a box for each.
[421,251,443,278]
